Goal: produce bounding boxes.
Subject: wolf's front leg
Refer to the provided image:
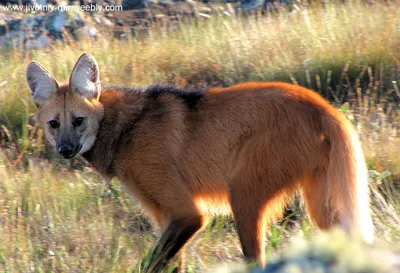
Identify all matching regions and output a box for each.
[138,215,205,273]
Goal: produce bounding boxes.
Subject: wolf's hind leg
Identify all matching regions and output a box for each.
[300,173,340,229]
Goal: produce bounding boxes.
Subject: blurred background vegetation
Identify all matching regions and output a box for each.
[0,0,399,272]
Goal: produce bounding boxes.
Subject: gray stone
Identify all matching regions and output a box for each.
[45,10,85,39]
[122,0,154,10]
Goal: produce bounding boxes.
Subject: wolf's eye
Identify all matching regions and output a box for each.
[48,120,59,129]
[73,117,84,127]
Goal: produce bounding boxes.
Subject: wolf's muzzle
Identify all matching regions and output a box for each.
[58,144,82,159]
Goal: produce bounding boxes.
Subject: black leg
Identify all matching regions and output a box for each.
[138,216,203,273]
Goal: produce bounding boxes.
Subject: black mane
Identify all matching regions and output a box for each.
[102,84,205,111]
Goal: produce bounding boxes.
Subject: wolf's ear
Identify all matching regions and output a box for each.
[26,61,59,108]
[70,53,100,99]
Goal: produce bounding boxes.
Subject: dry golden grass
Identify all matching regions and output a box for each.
[0,1,399,272]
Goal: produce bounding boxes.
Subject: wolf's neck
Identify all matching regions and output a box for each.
[81,121,117,177]
[82,89,145,176]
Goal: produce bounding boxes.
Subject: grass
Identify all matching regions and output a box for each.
[0,159,268,272]
[0,160,150,272]
[0,160,397,272]
[0,1,399,272]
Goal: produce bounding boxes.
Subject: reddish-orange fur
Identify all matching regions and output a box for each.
[27,55,373,272]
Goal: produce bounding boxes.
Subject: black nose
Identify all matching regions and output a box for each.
[58,145,73,158]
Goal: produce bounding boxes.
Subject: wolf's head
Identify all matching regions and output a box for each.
[26,53,104,159]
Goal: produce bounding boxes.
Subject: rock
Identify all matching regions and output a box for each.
[25,33,52,48]
[46,11,67,32]
[234,0,293,12]
[35,0,48,5]
[122,0,154,10]
[0,18,7,36]
[235,0,266,12]
[121,0,199,11]
[0,31,24,48]
[36,34,52,48]
[0,7,87,48]
[0,0,33,5]
[158,0,175,7]
[45,9,85,39]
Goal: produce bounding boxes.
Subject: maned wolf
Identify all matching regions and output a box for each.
[26,53,374,272]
